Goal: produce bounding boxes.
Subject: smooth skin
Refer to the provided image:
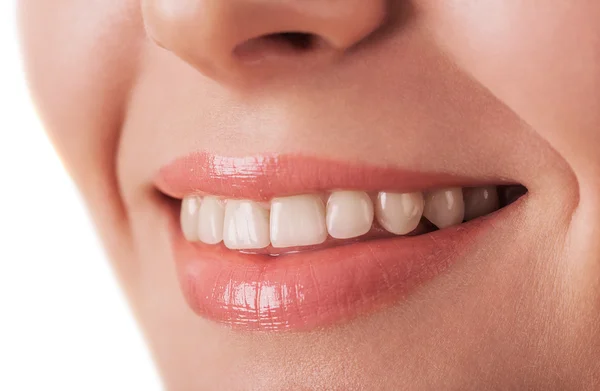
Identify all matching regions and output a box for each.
[19,1,600,389]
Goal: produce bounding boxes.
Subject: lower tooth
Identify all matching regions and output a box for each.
[463,186,499,221]
[423,188,465,229]
[223,200,271,250]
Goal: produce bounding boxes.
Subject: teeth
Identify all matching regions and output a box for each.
[423,188,465,229]
[181,185,504,249]
[376,192,424,235]
[326,191,374,239]
[223,200,271,250]
[270,195,327,248]
[197,196,225,244]
[180,196,201,241]
[463,186,499,221]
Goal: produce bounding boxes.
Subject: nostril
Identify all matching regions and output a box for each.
[233,31,325,63]
[266,32,316,51]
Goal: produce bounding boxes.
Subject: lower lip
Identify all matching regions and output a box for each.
[169,205,504,332]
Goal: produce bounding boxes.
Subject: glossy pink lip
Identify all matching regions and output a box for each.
[157,152,510,331]
[156,153,498,200]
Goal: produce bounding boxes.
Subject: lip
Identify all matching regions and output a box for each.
[156,152,502,200]
[157,152,516,331]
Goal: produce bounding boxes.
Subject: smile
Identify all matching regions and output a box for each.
[156,152,527,331]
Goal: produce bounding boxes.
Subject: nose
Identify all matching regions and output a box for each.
[141,0,388,83]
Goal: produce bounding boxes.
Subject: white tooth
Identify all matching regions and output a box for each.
[376,192,424,235]
[197,196,225,244]
[326,191,374,239]
[463,186,499,221]
[423,188,465,229]
[270,194,327,248]
[180,196,201,241]
[223,200,270,249]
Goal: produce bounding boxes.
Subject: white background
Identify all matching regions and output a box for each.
[0,1,162,390]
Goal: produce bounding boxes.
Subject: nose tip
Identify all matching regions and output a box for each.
[141,0,388,83]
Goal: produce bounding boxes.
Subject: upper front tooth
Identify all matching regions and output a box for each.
[423,188,465,229]
[197,196,225,244]
[270,194,327,248]
[223,200,271,250]
[181,196,201,241]
[376,192,424,235]
[463,186,499,221]
[326,191,374,239]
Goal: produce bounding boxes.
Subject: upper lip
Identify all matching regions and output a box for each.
[156,151,519,331]
[155,151,505,200]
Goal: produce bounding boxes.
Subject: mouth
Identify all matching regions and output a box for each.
[156,152,527,331]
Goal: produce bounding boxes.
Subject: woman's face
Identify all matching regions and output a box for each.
[19,1,600,389]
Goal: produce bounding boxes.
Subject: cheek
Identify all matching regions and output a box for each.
[423,1,600,177]
[18,0,142,180]
[18,0,145,274]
